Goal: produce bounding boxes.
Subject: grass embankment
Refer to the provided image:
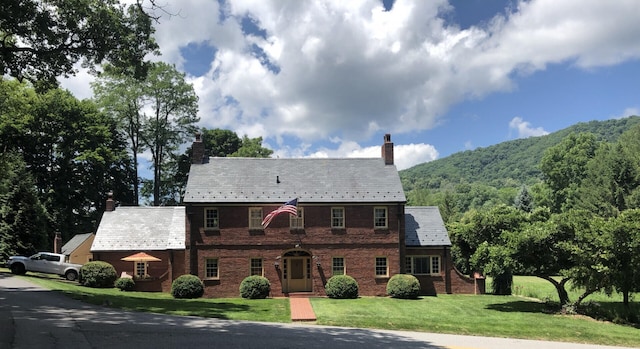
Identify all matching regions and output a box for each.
[2,269,638,347]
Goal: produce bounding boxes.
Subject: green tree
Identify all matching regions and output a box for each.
[230,136,274,158]
[0,152,49,260]
[514,185,533,212]
[0,0,158,85]
[603,209,640,307]
[539,133,600,213]
[139,62,199,206]
[202,128,242,157]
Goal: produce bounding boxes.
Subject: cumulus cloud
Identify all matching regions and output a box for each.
[59,0,640,161]
[509,116,549,138]
[611,107,640,119]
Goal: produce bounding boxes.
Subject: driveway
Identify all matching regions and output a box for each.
[0,273,635,349]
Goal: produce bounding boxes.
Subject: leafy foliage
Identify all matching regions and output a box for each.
[239,275,271,299]
[80,261,117,288]
[386,274,421,299]
[325,275,359,299]
[0,0,158,85]
[115,277,135,291]
[171,274,204,299]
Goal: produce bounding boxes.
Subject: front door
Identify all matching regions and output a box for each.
[282,250,312,293]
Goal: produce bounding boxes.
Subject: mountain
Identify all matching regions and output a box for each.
[400,116,640,195]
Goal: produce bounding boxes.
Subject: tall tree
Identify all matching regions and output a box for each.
[139,62,199,206]
[539,132,600,213]
[0,0,158,85]
[230,136,274,158]
[0,152,49,260]
[514,185,533,212]
[92,68,146,204]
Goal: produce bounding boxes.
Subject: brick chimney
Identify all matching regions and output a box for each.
[53,232,62,254]
[192,132,205,164]
[105,192,115,212]
[381,133,394,165]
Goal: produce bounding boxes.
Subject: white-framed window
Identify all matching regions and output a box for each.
[331,207,345,228]
[374,207,388,229]
[290,207,304,229]
[205,258,219,279]
[405,256,441,275]
[332,257,345,276]
[205,207,219,229]
[375,257,388,277]
[135,262,147,277]
[249,207,263,229]
[250,258,263,276]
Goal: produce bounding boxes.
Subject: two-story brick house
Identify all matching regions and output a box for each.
[182,134,481,297]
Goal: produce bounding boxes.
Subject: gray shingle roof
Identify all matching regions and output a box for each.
[405,206,451,247]
[61,232,94,255]
[184,157,406,204]
[92,207,185,251]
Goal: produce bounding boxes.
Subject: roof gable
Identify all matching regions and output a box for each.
[405,206,451,247]
[61,232,94,255]
[184,157,406,203]
[92,207,185,251]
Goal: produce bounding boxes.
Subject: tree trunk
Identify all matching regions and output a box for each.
[538,275,570,305]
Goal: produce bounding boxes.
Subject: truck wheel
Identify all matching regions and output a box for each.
[65,270,78,281]
[10,263,26,275]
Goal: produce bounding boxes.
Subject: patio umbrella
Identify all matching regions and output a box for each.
[121,252,161,262]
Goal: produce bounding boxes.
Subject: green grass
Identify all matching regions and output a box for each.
[3,269,639,347]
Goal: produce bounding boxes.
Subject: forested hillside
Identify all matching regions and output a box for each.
[400,116,640,216]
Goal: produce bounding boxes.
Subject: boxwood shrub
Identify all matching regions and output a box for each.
[115,277,135,291]
[386,274,421,299]
[239,275,271,299]
[325,275,359,299]
[79,261,117,288]
[171,274,204,299]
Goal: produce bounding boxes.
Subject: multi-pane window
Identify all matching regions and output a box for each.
[249,207,263,229]
[406,256,441,275]
[135,262,146,277]
[250,258,263,276]
[205,258,219,279]
[375,257,388,277]
[205,208,219,229]
[331,207,345,228]
[290,208,304,229]
[374,207,388,228]
[332,257,345,276]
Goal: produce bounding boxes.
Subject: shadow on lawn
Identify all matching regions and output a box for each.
[485,300,549,313]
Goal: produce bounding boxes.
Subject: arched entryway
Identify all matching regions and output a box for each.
[281,249,312,293]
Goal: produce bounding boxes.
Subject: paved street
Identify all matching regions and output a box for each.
[0,273,636,349]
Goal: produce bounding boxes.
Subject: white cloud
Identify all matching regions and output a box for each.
[509,116,549,138]
[611,107,640,119]
[59,0,640,163]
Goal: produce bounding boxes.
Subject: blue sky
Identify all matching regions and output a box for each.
[61,0,640,170]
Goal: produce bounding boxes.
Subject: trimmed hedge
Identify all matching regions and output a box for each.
[115,277,135,291]
[325,275,359,299]
[79,261,117,288]
[387,274,421,299]
[239,275,271,299]
[171,274,204,299]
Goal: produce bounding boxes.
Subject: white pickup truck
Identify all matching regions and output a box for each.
[6,252,82,281]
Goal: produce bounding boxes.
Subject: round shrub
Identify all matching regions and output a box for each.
[386,274,421,299]
[171,274,204,299]
[239,275,271,299]
[80,261,117,288]
[325,275,359,299]
[115,277,135,291]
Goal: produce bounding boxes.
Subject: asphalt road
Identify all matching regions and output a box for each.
[0,273,636,349]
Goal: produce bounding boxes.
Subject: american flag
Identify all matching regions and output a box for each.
[261,198,298,228]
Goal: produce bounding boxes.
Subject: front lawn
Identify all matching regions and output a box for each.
[3,270,639,347]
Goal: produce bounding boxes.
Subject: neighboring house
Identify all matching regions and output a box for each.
[182,134,483,297]
[91,197,186,292]
[60,232,95,264]
[405,207,483,295]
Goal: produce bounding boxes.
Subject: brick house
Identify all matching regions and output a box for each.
[91,196,186,292]
[183,134,482,297]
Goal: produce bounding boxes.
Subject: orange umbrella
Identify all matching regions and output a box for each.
[121,252,161,262]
